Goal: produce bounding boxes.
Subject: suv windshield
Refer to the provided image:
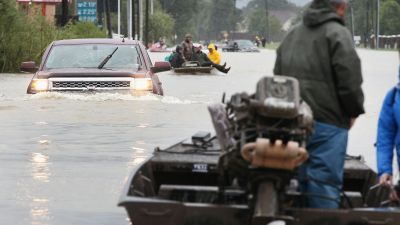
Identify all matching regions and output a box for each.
[44,44,141,69]
[236,40,254,48]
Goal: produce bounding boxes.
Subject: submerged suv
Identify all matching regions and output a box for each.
[22,39,171,95]
[222,39,260,52]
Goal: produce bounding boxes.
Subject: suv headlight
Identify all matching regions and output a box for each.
[31,79,49,92]
[131,78,153,91]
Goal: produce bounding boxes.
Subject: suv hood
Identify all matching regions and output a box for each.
[36,68,146,79]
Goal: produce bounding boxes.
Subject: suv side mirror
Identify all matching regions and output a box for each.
[151,61,171,73]
[20,61,37,73]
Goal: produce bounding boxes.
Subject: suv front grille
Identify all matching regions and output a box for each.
[52,81,131,89]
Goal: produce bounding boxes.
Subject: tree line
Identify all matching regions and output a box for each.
[2,0,399,72]
[0,0,106,73]
[105,0,400,44]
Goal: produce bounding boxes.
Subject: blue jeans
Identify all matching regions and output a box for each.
[298,122,348,208]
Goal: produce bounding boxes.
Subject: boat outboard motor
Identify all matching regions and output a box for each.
[208,76,313,224]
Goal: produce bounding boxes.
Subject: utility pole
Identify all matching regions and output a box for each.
[132,0,136,39]
[145,0,149,47]
[372,0,376,48]
[376,0,380,49]
[105,0,112,38]
[61,0,68,26]
[349,1,354,41]
[127,0,132,39]
[233,0,237,33]
[366,0,370,47]
[139,0,143,41]
[118,0,120,37]
[136,0,141,40]
[264,0,269,42]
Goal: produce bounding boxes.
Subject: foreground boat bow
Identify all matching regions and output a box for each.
[118,136,400,225]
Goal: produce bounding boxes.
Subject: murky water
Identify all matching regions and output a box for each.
[0,49,398,225]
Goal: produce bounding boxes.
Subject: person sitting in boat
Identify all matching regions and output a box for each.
[376,49,400,202]
[207,43,221,65]
[153,39,167,50]
[181,34,194,61]
[192,43,230,73]
[158,39,167,49]
[150,38,167,52]
[168,45,185,68]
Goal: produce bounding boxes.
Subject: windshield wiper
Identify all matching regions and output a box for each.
[97,47,118,69]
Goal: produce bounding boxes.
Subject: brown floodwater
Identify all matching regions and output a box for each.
[0,49,398,225]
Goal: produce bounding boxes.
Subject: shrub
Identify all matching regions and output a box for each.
[0,0,106,73]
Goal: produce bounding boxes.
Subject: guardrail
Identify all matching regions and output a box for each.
[367,35,400,49]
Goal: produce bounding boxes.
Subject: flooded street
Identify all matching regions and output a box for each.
[0,49,398,225]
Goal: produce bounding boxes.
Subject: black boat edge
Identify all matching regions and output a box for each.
[173,67,214,74]
[119,76,400,225]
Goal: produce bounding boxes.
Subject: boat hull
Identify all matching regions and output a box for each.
[173,67,214,74]
[119,137,399,225]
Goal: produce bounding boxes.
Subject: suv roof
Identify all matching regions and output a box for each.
[53,38,141,46]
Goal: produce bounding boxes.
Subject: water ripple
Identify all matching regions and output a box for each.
[28,92,200,104]
[0,105,18,110]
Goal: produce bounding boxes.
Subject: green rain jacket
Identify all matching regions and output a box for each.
[274,0,365,129]
[191,51,211,66]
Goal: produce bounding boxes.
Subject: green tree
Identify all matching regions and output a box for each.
[0,0,105,72]
[194,0,213,40]
[244,0,298,42]
[248,9,267,36]
[160,0,241,41]
[380,0,400,35]
[209,0,238,39]
[161,0,199,40]
[248,9,283,41]
[149,10,175,43]
[61,22,107,38]
[110,0,127,36]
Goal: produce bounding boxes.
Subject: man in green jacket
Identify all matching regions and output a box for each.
[274,0,365,208]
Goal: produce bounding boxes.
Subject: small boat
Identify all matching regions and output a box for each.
[149,48,170,53]
[118,134,400,225]
[149,43,170,53]
[173,61,214,74]
[119,76,400,225]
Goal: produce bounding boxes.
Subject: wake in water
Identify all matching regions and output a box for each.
[28,92,200,104]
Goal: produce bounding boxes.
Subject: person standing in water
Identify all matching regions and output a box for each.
[274,0,365,208]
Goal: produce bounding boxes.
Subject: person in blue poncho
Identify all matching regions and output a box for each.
[376,49,400,201]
